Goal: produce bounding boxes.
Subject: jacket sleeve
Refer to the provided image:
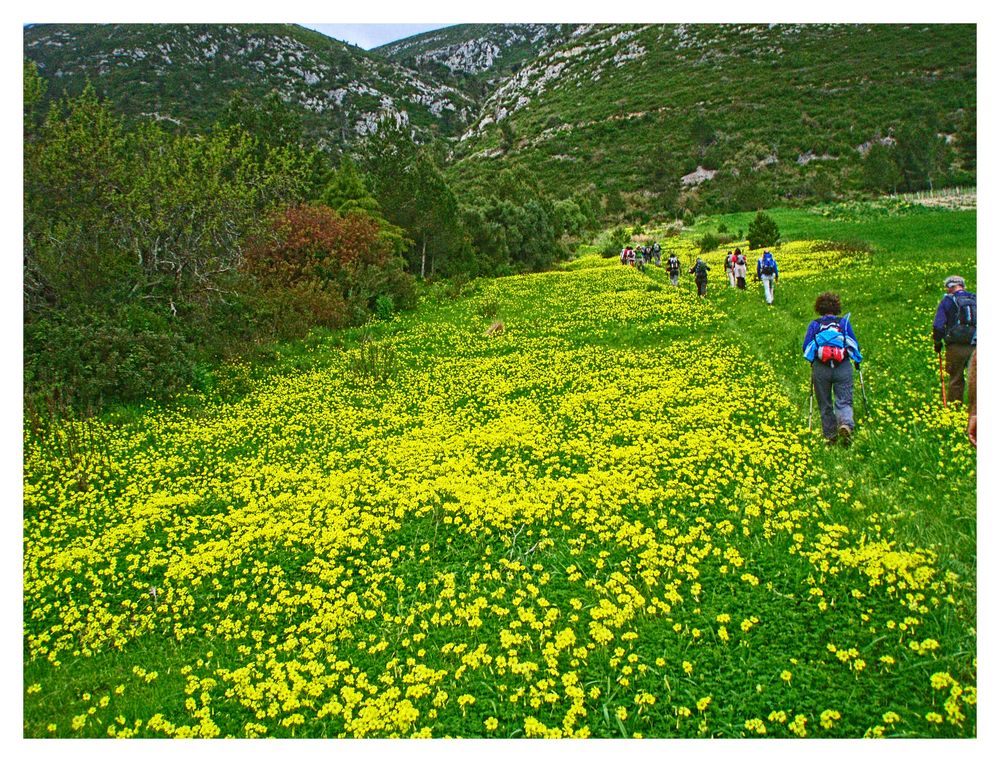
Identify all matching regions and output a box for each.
[802,322,817,354]
[932,298,951,341]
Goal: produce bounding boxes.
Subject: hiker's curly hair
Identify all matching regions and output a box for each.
[814,292,842,315]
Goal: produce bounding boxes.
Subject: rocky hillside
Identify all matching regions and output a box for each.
[23,23,475,149]
[24,22,976,211]
[448,23,976,207]
[375,24,580,98]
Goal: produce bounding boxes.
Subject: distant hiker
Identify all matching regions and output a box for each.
[689,257,710,297]
[933,275,976,404]
[652,242,662,267]
[667,254,681,286]
[724,251,736,288]
[636,250,646,272]
[733,249,748,290]
[803,292,863,446]
[626,246,636,267]
[620,247,628,265]
[756,250,779,305]
[968,348,977,448]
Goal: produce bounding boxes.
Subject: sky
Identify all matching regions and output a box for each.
[301,24,454,50]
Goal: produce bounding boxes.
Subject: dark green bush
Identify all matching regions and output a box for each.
[24,306,197,409]
[747,211,781,250]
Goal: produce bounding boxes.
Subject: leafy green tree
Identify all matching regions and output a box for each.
[219,89,326,199]
[747,211,780,250]
[23,59,46,140]
[360,121,463,279]
[862,142,902,194]
[322,156,380,215]
[894,114,948,192]
[955,109,976,172]
[24,84,135,314]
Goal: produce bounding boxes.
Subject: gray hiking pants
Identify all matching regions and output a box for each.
[812,360,854,438]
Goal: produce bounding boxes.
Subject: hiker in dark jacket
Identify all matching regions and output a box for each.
[689,258,710,297]
[724,251,736,288]
[933,275,977,404]
[667,254,681,286]
[803,292,862,446]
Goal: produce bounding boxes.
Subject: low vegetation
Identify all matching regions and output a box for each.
[23,203,976,738]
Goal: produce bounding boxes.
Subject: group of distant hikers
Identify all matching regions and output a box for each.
[620,244,779,302]
[620,243,977,449]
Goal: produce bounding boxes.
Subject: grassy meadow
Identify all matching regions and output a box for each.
[23,200,976,738]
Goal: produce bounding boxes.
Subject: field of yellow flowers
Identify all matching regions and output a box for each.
[23,206,976,738]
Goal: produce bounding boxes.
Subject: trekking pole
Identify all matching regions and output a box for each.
[857,364,871,416]
[937,352,947,407]
[808,377,814,431]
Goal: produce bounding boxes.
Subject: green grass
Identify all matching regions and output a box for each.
[23,201,976,738]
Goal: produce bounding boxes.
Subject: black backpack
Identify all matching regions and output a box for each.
[944,292,977,345]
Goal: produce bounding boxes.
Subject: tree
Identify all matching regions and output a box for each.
[955,109,976,172]
[691,113,717,156]
[862,142,902,194]
[894,114,948,192]
[23,59,46,141]
[747,211,780,250]
[360,120,463,279]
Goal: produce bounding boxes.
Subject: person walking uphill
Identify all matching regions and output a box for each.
[690,258,710,297]
[733,249,748,290]
[724,251,736,288]
[756,250,779,305]
[803,292,863,446]
[667,253,681,286]
[933,275,977,404]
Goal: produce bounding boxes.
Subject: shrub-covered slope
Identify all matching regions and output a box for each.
[23,23,475,149]
[449,23,976,207]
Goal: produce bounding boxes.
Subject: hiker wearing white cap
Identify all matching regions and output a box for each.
[933,275,977,404]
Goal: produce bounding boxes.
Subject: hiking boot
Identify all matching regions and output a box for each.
[825,436,838,446]
[838,424,852,446]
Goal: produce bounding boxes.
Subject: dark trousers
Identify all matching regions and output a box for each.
[696,278,707,297]
[945,343,975,403]
[812,360,854,438]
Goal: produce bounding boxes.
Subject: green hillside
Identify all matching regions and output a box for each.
[450,23,976,212]
[24,201,976,737]
[23,23,475,148]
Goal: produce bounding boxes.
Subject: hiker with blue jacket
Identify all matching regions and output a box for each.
[803,292,863,446]
[933,275,976,404]
[756,250,779,305]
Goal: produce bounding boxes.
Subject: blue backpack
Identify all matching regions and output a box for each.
[804,314,862,365]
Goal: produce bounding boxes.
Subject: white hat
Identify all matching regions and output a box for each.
[944,275,965,289]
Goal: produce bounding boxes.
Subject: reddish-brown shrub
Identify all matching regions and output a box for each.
[245,203,393,287]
